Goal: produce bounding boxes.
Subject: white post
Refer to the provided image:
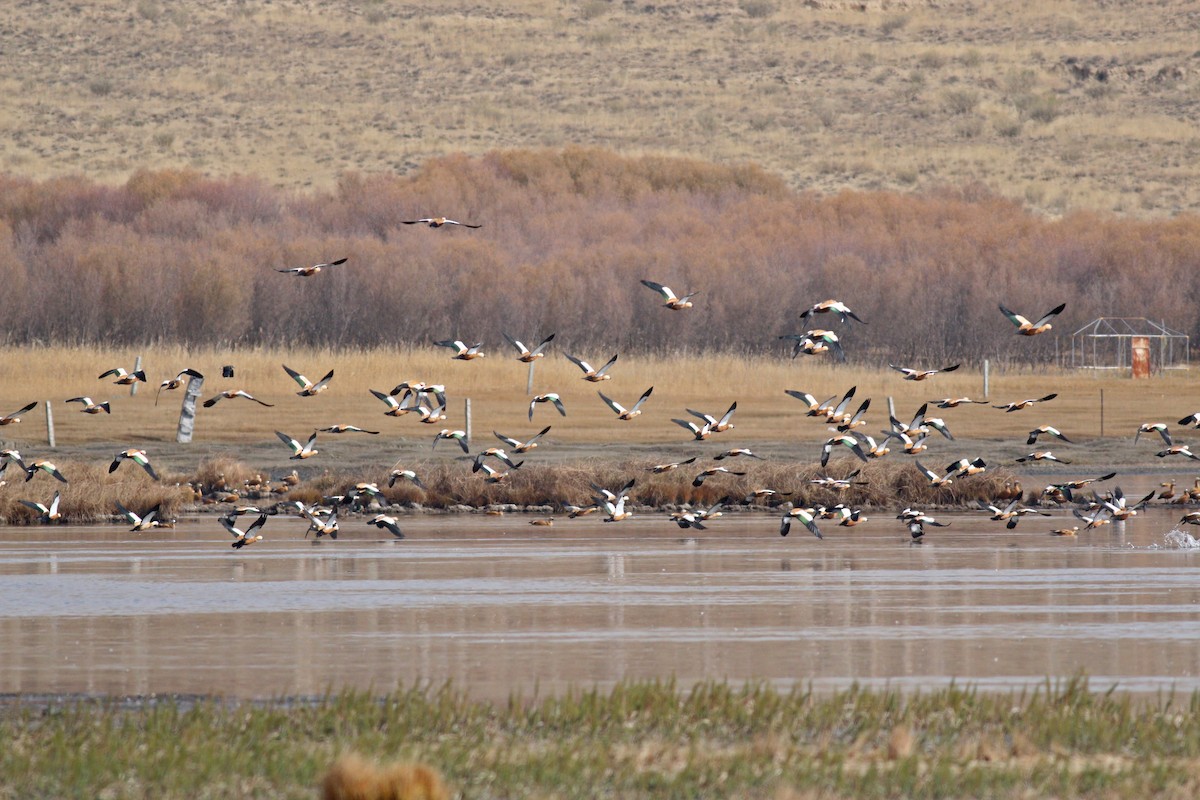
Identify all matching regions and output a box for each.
[130,354,142,396]
[983,359,989,399]
[526,361,535,396]
[176,375,204,444]
[886,396,895,424]
[44,400,55,449]
[464,397,472,450]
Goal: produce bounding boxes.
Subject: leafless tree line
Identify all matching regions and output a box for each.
[1,148,1197,364]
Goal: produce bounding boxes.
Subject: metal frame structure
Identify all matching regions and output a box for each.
[1069,317,1189,371]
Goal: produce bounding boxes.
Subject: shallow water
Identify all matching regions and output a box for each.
[1,508,1199,702]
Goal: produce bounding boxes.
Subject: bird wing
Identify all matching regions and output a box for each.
[998,304,1031,328]
[640,279,676,301]
[1032,302,1066,327]
[564,353,593,373]
[598,391,626,416]
[275,431,301,453]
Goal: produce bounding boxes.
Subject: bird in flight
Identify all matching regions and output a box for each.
[223,513,268,548]
[993,393,1057,412]
[529,393,566,421]
[66,396,111,414]
[99,367,147,385]
[999,302,1066,335]
[598,387,653,420]
[109,448,160,481]
[800,299,866,325]
[401,217,481,228]
[0,402,38,426]
[283,365,335,396]
[318,424,379,435]
[276,431,319,459]
[434,340,486,360]
[565,352,618,382]
[20,490,62,523]
[502,333,555,362]
[203,390,274,408]
[640,280,698,310]
[890,363,960,381]
[276,257,347,276]
[156,369,203,405]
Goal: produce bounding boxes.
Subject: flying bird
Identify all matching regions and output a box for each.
[890,363,960,381]
[1135,422,1172,446]
[799,299,865,325]
[692,466,746,487]
[914,459,955,487]
[20,491,62,523]
[66,396,111,414]
[929,397,988,409]
[99,367,147,385]
[433,429,469,453]
[115,501,171,532]
[367,514,405,539]
[640,279,698,310]
[502,332,555,362]
[999,302,1066,335]
[993,393,1057,412]
[109,448,159,481]
[0,402,37,426]
[646,457,698,474]
[434,339,486,360]
[223,513,268,548]
[528,393,566,421]
[821,433,868,467]
[283,364,335,396]
[495,426,551,453]
[1027,425,1072,445]
[785,330,845,361]
[24,459,68,483]
[276,257,347,276]
[387,468,426,490]
[276,430,319,459]
[156,369,203,405]
[780,505,823,539]
[400,217,481,228]
[565,352,618,382]
[598,387,653,420]
[1016,451,1071,464]
[203,390,273,408]
[688,401,737,433]
[318,424,379,435]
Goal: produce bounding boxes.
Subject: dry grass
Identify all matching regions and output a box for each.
[1,345,1195,515]
[2,1,1199,217]
[0,461,192,525]
[6,677,1200,799]
[1,344,1195,450]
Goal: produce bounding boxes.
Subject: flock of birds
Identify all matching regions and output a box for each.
[3,225,1198,547]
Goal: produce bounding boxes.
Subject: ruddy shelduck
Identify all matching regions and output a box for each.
[999,302,1066,335]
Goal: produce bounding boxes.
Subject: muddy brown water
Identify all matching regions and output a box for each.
[2,500,1199,703]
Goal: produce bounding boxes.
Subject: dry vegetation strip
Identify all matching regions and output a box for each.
[4,678,1200,799]
[2,153,1200,362]
[1,344,1198,522]
[4,1,1199,217]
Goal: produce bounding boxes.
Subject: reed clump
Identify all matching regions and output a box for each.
[263,458,1018,513]
[0,461,192,525]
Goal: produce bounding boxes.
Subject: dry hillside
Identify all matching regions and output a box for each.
[3,0,1199,216]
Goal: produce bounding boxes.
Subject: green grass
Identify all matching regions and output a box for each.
[4,677,1200,799]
